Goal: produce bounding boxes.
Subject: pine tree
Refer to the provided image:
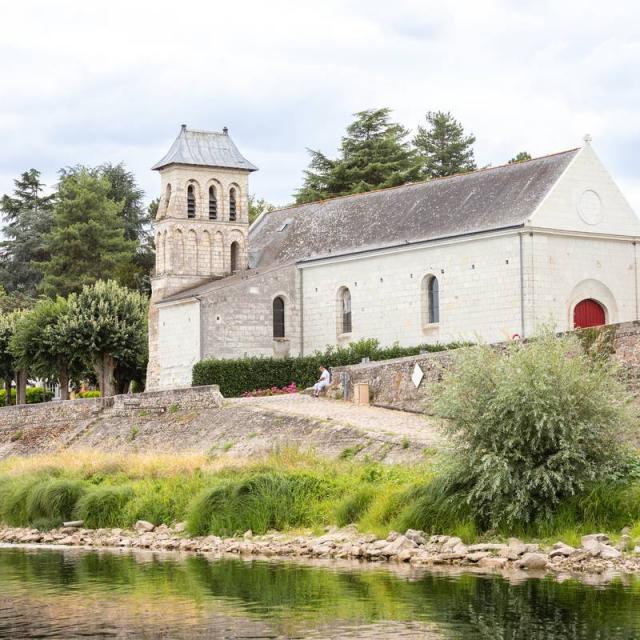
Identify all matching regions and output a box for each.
[0,169,55,295]
[509,151,532,164]
[295,108,422,203]
[40,169,136,298]
[413,111,477,178]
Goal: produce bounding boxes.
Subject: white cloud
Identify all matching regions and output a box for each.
[0,0,638,213]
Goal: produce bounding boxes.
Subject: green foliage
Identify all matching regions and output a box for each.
[25,478,86,526]
[75,485,134,528]
[187,472,336,536]
[0,387,54,405]
[0,310,21,394]
[335,487,376,526]
[193,338,467,397]
[248,195,276,224]
[10,430,23,442]
[10,296,86,386]
[295,108,423,203]
[64,280,148,395]
[508,151,532,164]
[40,169,137,297]
[0,169,55,296]
[433,329,633,529]
[78,390,101,398]
[413,111,476,178]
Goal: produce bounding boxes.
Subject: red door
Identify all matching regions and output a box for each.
[573,299,606,328]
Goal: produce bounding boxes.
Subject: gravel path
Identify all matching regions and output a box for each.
[229,394,444,447]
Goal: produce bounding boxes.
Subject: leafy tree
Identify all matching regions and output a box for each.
[248,195,276,224]
[0,286,35,314]
[10,297,86,400]
[413,111,476,178]
[40,169,136,298]
[295,108,422,203]
[434,329,630,529]
[65,280,148,396]
[0,169,55,295]
[0,311,20,405]
[509,151,532,164]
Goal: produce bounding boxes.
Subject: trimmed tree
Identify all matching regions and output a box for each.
[10,297,85,400]
[0,311,25,405]
[65,280,148,396]
[413,111,477,178]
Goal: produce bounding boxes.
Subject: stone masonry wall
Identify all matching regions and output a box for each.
[0,385,223,459]
[332,321,640,413]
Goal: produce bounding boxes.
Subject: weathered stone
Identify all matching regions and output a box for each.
[243,530,253,540]
[515,553,548,570]
[466,552,490,563]
[581,533,610,545]
[467,543,507,553]
[134,520,155,533]
[478,556,508,570]
[549,546,575,558]
[599,545,622,559]
[405,529,426,545]
[381,534,417,557]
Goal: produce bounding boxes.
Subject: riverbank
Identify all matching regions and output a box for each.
[3,522,640,579]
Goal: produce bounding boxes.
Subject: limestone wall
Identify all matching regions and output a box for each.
[0,385,223,459]
[333,321,640,413]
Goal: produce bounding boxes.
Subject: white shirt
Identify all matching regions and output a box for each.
[319,369,330,384]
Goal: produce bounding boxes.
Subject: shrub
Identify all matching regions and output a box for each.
[75,485,134,528]
[0,387,54,404]
[335,487,376,526]
[187,472,336,536]
[78,390,101,398]
[25,478,86,527]
[193,339,469,397]
[434,329,633,529]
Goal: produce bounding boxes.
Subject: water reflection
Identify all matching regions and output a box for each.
[0,546,639,639]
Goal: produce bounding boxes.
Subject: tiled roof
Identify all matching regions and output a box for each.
[152,126,258,172]
[248,148,579,268]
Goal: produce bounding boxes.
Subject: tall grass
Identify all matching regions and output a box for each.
[1,450,640,546]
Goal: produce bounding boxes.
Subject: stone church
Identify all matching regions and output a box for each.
[146,125,640,390]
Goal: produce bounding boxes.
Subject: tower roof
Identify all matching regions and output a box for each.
[152,125,258,172]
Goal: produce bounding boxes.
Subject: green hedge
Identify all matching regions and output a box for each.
[192,338,469,397]
[0,387,54,406]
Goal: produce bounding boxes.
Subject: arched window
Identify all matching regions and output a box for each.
[164,184,171,214]
[208,186,217,220]
[187,184,196,218]
[230,241,240,272]
[229,187,237,221]
[427,276,440,324]
[273,296,285,338]
[339,287,352,334]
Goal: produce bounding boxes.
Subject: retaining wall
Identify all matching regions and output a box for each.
[332,322,640,413]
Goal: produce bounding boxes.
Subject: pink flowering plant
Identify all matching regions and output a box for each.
[242,382,298,398]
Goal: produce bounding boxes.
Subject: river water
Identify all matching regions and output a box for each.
[1,546,640,639]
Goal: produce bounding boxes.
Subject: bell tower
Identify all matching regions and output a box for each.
[147,124,258,388]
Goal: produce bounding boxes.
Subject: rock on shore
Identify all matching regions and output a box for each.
[1,524,639,577]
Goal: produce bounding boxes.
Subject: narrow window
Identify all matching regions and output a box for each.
[187,184,196,218]
[230,241,240,272]
[341,288,352,334]
[208,186,217,220]
[165,183,172,213]
[273,296,285,338]
[428,276,440,324]
[229,187,237,221]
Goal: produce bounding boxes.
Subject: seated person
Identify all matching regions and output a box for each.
[312,366,331,397]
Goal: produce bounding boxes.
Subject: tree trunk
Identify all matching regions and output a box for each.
[4,377,12,406]
[95,353,116,397]
[59,367,70,401]
[16,370,27,405]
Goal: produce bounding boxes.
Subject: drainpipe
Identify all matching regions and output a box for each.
[299,268,304,356]
[519,233,525,337]
[634,241,639,322]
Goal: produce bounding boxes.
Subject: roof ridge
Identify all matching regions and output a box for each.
[263,147,581,216]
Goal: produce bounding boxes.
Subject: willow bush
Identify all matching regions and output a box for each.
[434,329,634,529]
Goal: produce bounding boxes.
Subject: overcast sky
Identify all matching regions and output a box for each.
[1,0,639,213]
